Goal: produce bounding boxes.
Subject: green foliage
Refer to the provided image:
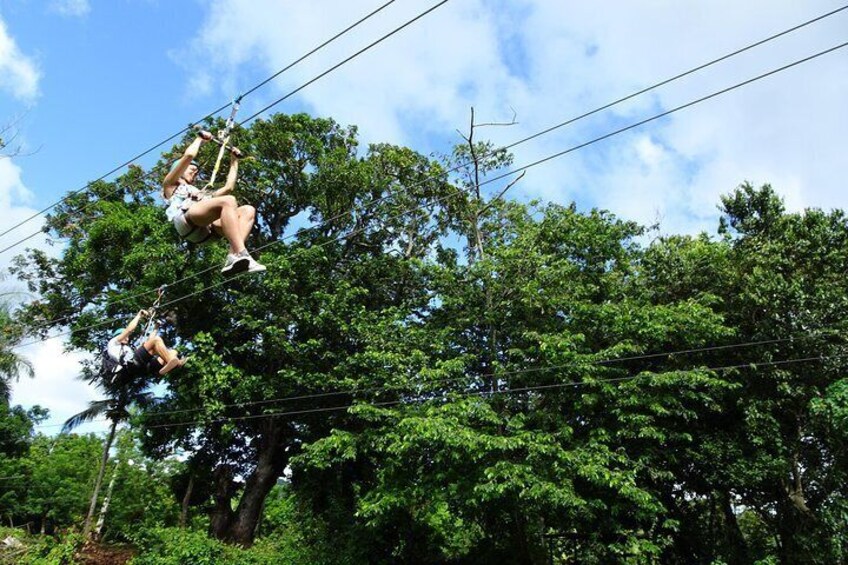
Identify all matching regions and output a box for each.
[18,434,102,533]
[0,527,83,565]
[6,108,848,563]
[129,527,287,565]
[99,431,183,541]
[0,403,45,521]
[0,300,34,401]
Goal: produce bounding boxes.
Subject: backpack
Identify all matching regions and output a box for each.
[99,348,125,382]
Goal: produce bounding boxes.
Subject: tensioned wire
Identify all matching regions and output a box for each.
[9,355,848,454]
[0,1,844,257]
[14,39,848,350]
[142,353,848,430]
[471,40,848,193]
[16,38,848,347]
[72,331,848,423]
[0,0,404,248]
[20,9,848,333]
[30,340,848,430]
[24,35,848,423]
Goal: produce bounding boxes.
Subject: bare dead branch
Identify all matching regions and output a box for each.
[475,107,518,128]
[0,112,38,159]
[468,107,481,200]
[478,170,526,216]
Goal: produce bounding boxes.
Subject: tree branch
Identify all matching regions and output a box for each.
[478,170,526,216]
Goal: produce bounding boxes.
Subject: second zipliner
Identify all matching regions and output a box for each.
[162,98,266,275]
[101,287,186,384]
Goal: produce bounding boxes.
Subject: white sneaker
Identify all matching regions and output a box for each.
[221,253,250,274]
[247,256,267,273]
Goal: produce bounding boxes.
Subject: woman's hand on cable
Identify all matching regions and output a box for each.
[198,130,213,142]
[230,147,243,159]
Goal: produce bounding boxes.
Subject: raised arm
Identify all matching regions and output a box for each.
[162,131,212,199]
[115,310,147,343]
[213,148,242,197]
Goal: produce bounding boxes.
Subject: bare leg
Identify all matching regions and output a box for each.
[185,195,245,254]
[212,205,255,248]
[237,205,256,246]
[143,337,182,375]
[143,335,176,363]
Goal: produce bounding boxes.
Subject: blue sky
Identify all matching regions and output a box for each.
[1,0,846,433]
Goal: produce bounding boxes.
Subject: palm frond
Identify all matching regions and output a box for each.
[62,399,115,433]
[0,379,9,403]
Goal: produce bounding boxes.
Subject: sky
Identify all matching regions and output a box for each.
[0,0,846,434]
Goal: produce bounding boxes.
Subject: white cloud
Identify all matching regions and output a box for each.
[179,0,847,235]
[0,158,48,262]
[0,17,40,101]
[10,338,107,435]
[0,159,104,435]
[49,0,91,18]
[0,158,54,277]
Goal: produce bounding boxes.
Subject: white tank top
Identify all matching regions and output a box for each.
[165,183,205,221]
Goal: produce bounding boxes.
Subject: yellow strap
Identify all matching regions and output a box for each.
[202,96,241,192]
[202,134,230,192]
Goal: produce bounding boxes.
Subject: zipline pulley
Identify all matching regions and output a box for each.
[203,94,243,191]
[136,285,167,346]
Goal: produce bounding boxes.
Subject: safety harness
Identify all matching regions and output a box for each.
[101,286,167,384]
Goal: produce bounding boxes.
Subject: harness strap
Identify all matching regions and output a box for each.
[179,212,214,244]
[203,95,242,192]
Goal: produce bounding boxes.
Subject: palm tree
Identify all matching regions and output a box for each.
[0,300,34,401]
[62,375,158,539]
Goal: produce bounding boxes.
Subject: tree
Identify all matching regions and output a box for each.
[0,402,46,527]
[13,112,454,546]
[713,184,848,562]
[0,114,29,159]
[62,377,158,539]
[0,300,34,401]
[18,432,103,534]
[93,429,181,541]
[10,106,847,562]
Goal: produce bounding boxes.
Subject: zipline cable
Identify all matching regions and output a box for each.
[141,353,848,430]
[0,1,842,257]
[0,0,401,247]
[473,39,848,192]
[31,340,846,430]
[17,4,848,332]
[92,331,848,421]
[15,38,848,348]
[493,3,848,160]
[235,1,450,127]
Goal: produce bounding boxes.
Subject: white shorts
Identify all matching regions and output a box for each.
[173,211,214,244]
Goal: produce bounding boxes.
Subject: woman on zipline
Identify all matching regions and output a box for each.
[105,310,185,379]
[162,130,266,274]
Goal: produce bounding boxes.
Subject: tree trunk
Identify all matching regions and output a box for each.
[775,426,817,563]
[93,461,120,541]
[209,465,236,539]
[180,474,194,528]
[720,492,749,565]
[84,419,117,539]
[223,422,287,545]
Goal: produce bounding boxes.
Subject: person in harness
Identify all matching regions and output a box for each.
[104,309,185,382]
[162,129,266,274]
